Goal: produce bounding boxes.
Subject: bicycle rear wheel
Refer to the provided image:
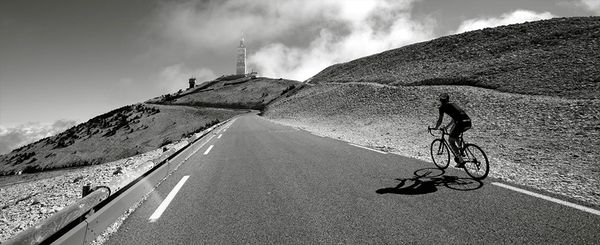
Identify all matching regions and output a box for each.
[430,139,450,169]
[462,144,489,180]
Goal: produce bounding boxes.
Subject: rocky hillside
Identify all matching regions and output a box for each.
[310,17,600,99]
[0,104,241,175]
[0,76,301,176]
[149,76,302,110]
[264,83,600,206]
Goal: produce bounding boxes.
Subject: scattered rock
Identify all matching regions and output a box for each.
[112,167,123,175]
[0,146,171,243]
[71,176,84,183]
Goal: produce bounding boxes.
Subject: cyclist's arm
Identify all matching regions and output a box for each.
[433,110,444,129]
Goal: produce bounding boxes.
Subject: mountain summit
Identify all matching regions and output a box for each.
[311,17,600,99]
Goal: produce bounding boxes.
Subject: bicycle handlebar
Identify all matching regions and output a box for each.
[428,127,446,136]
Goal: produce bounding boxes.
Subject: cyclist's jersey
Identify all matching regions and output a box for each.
[439,102,470,122]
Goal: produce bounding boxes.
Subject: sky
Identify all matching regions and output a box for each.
[0,0,599,154]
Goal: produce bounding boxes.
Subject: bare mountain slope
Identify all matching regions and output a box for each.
[150,76,302,110]
[310,17,600,99]
[1,76,301,176]
[0,104,241,175]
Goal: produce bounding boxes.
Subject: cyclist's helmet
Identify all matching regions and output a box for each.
[439,93,450,103]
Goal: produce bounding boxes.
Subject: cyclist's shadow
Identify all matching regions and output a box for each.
[376,168,483,195]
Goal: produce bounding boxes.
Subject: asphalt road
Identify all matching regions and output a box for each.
[107,114,600,244]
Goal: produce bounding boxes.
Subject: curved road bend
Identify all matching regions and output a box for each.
[107,114,599,244]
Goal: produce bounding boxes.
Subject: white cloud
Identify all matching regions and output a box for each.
[577,0,600,13]
[155,0,434,81]
[157,64,216,93]
[247,0,434,81]
[156,0,336,50]
[454,10,555,34]
[0,120,78,155]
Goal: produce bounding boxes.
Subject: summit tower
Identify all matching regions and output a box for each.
[236,37,246,75]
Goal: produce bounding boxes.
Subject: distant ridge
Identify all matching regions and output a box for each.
[310,17,600,99]
[152,76,301,110]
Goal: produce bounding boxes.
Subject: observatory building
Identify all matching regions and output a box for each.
[236,38,247,75]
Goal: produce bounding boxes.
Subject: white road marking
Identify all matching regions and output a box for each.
[348,143,388,154]
[149,176,190,222]
[203,145,214,155]
[218,134,222,139]
[182,135,214,162]
[492,182,600,216]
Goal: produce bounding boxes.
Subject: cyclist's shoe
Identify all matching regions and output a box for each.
[454,157,465,168]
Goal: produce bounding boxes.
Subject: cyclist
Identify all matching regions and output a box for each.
[431,93,472,168]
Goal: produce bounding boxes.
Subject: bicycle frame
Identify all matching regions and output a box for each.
[428,127,490,179]
[429,128,464,157]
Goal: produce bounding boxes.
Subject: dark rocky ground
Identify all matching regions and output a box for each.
[311,17,600,99]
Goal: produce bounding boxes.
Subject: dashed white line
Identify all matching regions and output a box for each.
[149,175,190,222]
[492,182,600,216]
[203,145,214,155]
[218,134,222,139]
[182,135,214,162]
[349,143,388,154]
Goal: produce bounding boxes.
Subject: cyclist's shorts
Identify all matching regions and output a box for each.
[450,119,472,138]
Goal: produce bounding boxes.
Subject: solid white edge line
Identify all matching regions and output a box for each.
[348,143,387,154]
[492,182,600,216]
[218,134,222,139]
[203,145,214,155]
[149,175,190,222]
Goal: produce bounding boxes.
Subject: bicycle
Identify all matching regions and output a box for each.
[427,127,489,180]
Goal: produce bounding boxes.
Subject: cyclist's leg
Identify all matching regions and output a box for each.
[448,126,464,164]
[459,120,472,157]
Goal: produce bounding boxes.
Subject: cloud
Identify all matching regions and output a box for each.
[157,64,216,93]
[156,0,340,50]
[248,0,434,81]
[155,0,435,81]
[454,10,555,34]
[0,120,78,155]
[571,0,600,13]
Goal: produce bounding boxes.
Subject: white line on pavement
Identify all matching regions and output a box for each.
[203,145,214,155]
[218,134,222,139]
[149,176,190,222]
[492,182,600,216]
[348,143,388,154]
[182,135,214,162]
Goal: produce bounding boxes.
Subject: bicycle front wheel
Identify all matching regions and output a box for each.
[430,139,450,169]
[462,144,489,180]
